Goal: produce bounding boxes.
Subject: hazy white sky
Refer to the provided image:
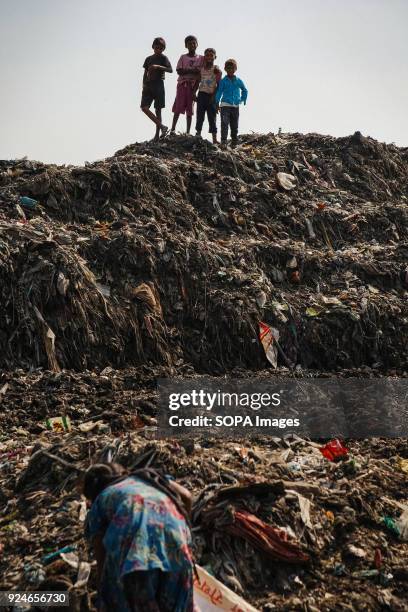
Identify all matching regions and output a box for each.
[1,0,407,165]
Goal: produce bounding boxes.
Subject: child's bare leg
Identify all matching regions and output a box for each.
[208,103,218,144]
[141,106,161,127]
[186,115,192,134]
[171,113,179,133]
[154,109,162,141]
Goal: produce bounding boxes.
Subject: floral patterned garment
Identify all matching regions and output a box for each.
[85,476,194,611]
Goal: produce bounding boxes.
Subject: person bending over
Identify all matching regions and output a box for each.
[83,463,196,611]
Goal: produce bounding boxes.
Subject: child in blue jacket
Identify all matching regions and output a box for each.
[215,59,248,148]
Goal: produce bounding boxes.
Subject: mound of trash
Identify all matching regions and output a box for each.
[0,131,408,610]
[1,131,407,373]
[0,370,407,610]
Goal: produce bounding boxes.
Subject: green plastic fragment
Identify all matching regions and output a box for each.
[382,516,401,536]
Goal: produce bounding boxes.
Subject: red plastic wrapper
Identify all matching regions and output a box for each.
[319,439,349,461]
[227,510,309,563]
[374,548,382,569]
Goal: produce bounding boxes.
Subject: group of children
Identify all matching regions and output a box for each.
[141,35,248,147]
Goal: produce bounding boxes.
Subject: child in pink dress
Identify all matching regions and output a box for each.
[171,35,204,135]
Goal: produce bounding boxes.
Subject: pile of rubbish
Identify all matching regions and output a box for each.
[0,131,407,373]
[0,377,407,610]
[0,131,407,610]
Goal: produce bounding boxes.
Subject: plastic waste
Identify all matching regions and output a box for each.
[395,509,408,541]
[259,322,279,368]
[290,270,300,283]
[379,572,394,586]
[306,307,322,317]
[341,457,359,475]
[397,457,408,474]
[45,415,72,433]
[352,569,393,586]
[352,569,379,579]
[344,544,366,559]
[60,552,92,588]
[226,510,309,563]
[381,516,400,537]
[19,196,38,209]
[276,172,296,191]
[305,217,316,238]
[42,544,76,565]
[319,439,349,461]
[374,548,382,569]
[24,562,46,584]
[352,568,393,585]
[333,563,347,576]
[194,564,259,612]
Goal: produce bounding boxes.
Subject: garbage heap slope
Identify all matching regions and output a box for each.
[0,130,407,373]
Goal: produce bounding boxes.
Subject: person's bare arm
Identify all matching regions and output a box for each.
[147,65,172,80]
[149,65,173,74]
[92,534,106,585]
[192,78,200,99]
[169,480,192,515]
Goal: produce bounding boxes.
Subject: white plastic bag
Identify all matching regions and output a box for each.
[194,565,259,612]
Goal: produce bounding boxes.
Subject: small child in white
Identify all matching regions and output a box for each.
[195,48,222,144]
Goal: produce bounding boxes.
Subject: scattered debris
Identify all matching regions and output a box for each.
[45,416,72,433]
[276,172,297,191]
[259,322,279,369]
